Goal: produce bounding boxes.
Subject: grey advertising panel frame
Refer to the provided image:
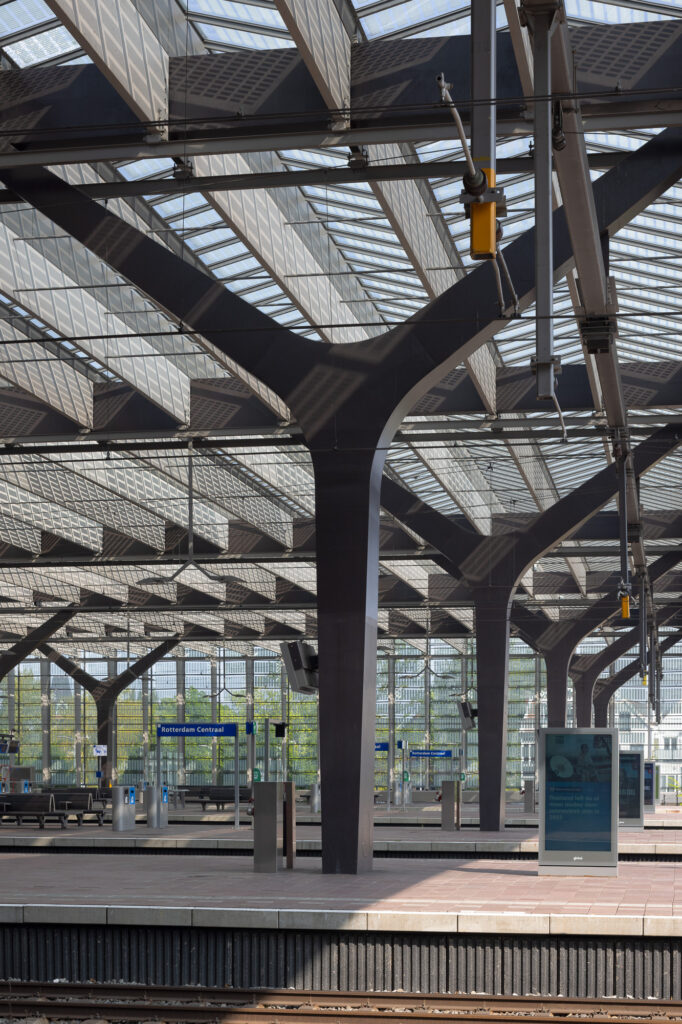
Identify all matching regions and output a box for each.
[619,749,644,828]
[539,727,618,877]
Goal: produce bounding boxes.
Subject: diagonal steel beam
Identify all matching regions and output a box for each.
[592,630,682,728]
[0,606,79,681]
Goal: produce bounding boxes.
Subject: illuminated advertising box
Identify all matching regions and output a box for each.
[539,728,618,876]
[619,750,644,827]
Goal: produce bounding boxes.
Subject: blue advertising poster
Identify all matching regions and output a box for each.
[544,732,613,852]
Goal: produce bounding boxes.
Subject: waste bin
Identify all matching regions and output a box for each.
[112,785,136,831]
[441,780,461,831]
[146,784,169,829]
[254,781,283,872]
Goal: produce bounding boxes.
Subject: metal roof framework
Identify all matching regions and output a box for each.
[0,0,677,666]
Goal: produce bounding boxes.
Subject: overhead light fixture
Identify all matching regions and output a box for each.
[137,440,239,588]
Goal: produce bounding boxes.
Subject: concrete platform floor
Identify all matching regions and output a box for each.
[0,819,680,856]
[2,848,682,937]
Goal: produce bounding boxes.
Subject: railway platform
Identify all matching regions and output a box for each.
[0,847,681,999]
[0,818,679,857]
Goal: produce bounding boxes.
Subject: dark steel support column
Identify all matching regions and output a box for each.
[573,673,597,728]
[40,657,50,786]
[593,694,609,728]
[544,645,572,727]
[96,695,116,788]
[473,587,513,831]
[312,449,383,873]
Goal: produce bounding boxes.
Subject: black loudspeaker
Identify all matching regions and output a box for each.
[274,722,287,738]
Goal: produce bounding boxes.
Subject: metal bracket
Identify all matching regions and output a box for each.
[529,354,562,376]
[579,315,617,354]
[518,1,563,30]
[460,187,508,218]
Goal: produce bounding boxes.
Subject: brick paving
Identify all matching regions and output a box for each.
[1,849,682,920]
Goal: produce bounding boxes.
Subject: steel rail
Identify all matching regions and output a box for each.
[0,982,678,1022]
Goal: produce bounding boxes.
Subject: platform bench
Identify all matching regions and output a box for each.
[49,791,104,826]
[0,793,75,829]
[184,785,249,810]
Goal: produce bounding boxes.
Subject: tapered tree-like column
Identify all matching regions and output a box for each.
[544,644,573,727]
[568,600,682,728]
[573,673,598,728]
[39,637,180,786]
[473,587,514,830]
[313,448,384,871]
[8,127,682,864]
[591,632,681,726]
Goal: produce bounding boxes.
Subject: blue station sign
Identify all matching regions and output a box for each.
[375,742,389,752]
[410,749,452,758]
[156,722,237,738]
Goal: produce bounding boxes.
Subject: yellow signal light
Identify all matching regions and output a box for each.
[620,594,630,619]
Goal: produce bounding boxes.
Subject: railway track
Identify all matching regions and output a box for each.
[0,982,678,1023]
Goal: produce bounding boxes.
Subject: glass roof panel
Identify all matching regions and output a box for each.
[3,23,80,66]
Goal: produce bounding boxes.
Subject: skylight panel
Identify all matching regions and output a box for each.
[0,0,53,37]
[196,21,291,49]
[4,23,79,65]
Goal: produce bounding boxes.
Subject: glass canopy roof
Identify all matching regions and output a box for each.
[0,0,678,652]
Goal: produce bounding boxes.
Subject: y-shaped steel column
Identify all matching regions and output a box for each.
[570,601,682,726]
[39,637,180,787]
[6,127,682,864]
[593,630,681,728]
